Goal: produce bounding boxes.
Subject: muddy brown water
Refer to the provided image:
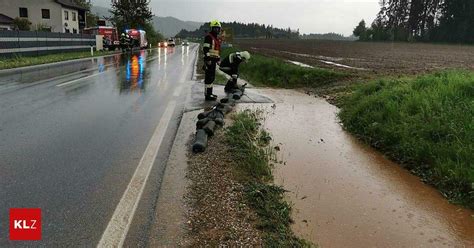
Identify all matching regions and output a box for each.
[239,89,474,248]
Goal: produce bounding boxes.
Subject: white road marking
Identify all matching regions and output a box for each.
[97,101,176,248]
[56,72,105,87]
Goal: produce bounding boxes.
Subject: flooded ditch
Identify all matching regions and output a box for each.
[239,89,474,247]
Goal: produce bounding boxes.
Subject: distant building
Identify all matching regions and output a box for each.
[0,13,14,30]
[0,0,88,33]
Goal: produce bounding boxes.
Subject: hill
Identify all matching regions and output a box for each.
[176,21,300,39]
[151,16,202,38]
[90,5,202,37]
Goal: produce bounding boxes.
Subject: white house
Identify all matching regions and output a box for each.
[0,13,14,30]
[0,0,87,33]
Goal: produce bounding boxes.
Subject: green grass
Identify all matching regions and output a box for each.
[221,47,347,88]
[226,110,313,247]
[0,50,117,70]
[339,70,474,208]
[197,46,345,88]
[226,110,273,181]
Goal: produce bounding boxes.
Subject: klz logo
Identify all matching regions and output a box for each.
[10,208,41,240]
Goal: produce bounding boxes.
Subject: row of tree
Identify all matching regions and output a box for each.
[176,21,300,39]
[353,0,474,43]
[301,33,356,41]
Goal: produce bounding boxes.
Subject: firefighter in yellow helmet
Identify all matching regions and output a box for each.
[202,20,222,101]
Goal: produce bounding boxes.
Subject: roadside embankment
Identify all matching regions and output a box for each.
[0,50,118,70]
[182,43,473,246]
[225,46,473,209]
[236,89,474,247]
[186,109,311,247]
[339,70,474,208]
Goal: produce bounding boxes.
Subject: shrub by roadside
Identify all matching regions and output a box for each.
[338,70,474,208]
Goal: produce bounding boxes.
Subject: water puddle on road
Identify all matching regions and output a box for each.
[240,89,474,247]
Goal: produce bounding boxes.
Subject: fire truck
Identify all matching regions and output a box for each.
[83,26,120,50]
[126,29,148,49]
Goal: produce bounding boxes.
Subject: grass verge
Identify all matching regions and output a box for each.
[221,47,348,89]
[226,110,313,247]
[0,50,118,70]
[338,70,474,208]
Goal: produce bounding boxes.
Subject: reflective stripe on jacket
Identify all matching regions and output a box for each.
[205,33,221,59]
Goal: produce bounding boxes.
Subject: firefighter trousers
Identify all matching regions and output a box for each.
[204,61,217,95]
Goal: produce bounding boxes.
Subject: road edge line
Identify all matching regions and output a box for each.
[56,72,105,87]
[97,100,177,247]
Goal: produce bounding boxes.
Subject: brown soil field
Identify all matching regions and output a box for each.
[235,39,474,75]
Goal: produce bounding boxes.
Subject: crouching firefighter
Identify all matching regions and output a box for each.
[219,51,251,93]
[202,20,222,101]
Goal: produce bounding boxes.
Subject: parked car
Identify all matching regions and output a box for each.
[167,38,176,47]
[159,40,168,47]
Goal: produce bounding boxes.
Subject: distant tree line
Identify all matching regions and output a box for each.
[353,0,474,43]
[176,21,300,39]
[301,33,356,41]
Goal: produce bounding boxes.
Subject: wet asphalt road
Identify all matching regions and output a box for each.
[0,44,199,246]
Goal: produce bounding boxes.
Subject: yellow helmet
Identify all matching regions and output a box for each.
[210,20,222,28]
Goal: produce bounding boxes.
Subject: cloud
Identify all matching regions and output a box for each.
[93,0,380,35]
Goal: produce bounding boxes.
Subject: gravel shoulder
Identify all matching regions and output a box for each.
[148,109,263,247]
[185,122,263,246]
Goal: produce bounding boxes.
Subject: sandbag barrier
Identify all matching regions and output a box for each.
[192,85,246,153]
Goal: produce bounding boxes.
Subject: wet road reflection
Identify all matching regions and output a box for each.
[119,50,148,93]
[0,44,198,246]
[181,46,189,65]
[0,53,122,90]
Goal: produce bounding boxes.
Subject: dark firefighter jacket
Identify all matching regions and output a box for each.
[219,52,244,75]
[203,32,221,62]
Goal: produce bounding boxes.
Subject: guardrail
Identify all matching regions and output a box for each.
[0,30,96,57]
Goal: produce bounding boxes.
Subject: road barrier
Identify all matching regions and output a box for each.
[0,30,96,57]
[192,85,246,153]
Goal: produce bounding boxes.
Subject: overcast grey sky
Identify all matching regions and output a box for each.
[92,0,380,36]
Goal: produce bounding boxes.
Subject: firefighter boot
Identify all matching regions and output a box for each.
[224,76,239,93]
[205,87,217,101]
